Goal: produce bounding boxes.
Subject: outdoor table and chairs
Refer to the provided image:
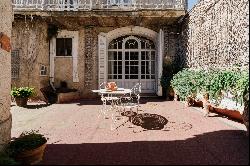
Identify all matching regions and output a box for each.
[92,82,142,131]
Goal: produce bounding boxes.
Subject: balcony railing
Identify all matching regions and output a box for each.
[12,0,187,11]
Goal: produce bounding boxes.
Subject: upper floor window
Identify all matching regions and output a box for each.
[11,49,20,79]
[56,38,72,56]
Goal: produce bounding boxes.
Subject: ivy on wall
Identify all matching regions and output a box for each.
[47,24,58,41]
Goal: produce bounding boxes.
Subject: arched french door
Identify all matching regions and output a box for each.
[108,35,156,93]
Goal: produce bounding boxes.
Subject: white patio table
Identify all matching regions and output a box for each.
[92,88,132,130]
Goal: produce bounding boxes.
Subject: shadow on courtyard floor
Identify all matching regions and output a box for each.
[10,103,52,109]
[40,130,249,165]
[23,104,52,109]
[75,97,167,106]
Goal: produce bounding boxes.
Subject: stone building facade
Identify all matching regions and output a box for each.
[10,0,249,101]
[11,0,187,100]
[0,0,12,152]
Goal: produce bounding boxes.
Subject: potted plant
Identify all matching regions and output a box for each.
[161,57,180,100]
[11,87,35,107]
[0,152,19,165]
[171,67,249,121]
[6,130,47,165]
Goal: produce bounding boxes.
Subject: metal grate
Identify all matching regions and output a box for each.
[11,50,20,79]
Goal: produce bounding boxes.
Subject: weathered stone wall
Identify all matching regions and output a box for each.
[0,0,12,152]
[177,0,249,68]
[12,19,49,100]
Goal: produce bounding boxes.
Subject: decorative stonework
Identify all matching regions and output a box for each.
[84,27,95,90]
[177,0,249,68]
[106,26,158,44]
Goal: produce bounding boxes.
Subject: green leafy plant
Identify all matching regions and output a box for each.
[11,87,35,98]
[160,57,181,98]
[170,68,249,106]
[6,130,47,157]
[170,68,198,100]
[234,70,249,105]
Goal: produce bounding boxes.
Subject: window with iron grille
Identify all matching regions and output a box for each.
[11,50,20,79]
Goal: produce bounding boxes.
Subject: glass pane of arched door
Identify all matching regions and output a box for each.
[123,38,140,89]
[108,35,156,93]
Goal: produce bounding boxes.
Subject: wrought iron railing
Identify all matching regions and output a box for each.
[12,0,187,11]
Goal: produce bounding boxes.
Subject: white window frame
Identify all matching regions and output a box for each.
[98,26,162,95]
[55,38,73,57]
[50,30,79,82]
[107,35,156,92]
[40,64,48,76]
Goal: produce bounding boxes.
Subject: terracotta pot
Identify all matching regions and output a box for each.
[15,143,47,165]
[185,97,203,108]
[105,82,118,91]
[15,97,28,107]
[211,107,243,122]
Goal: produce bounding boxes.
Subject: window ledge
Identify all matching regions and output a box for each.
[55,56,73,58]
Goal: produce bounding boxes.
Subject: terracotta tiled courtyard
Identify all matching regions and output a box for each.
[10,98,249,165]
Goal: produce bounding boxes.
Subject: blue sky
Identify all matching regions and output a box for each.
[188,0,198,10]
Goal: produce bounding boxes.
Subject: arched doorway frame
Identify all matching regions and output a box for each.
[98,26,164,96]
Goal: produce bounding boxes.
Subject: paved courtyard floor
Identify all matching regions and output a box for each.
[11,98,249,165]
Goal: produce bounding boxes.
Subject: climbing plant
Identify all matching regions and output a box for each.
[47,24,59,41]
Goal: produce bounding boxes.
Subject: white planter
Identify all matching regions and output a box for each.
[218,91,244,114]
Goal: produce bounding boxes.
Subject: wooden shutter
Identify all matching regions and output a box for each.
[98,34,107,86]
[156,29,164,96]
[72,32,79,82]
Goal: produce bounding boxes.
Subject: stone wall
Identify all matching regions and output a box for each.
[177,0,249,68]
[0,0,12,152]
[12,19,49,100]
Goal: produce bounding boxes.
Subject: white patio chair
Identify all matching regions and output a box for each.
[119,82,142,113]
[111,83,142,130]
